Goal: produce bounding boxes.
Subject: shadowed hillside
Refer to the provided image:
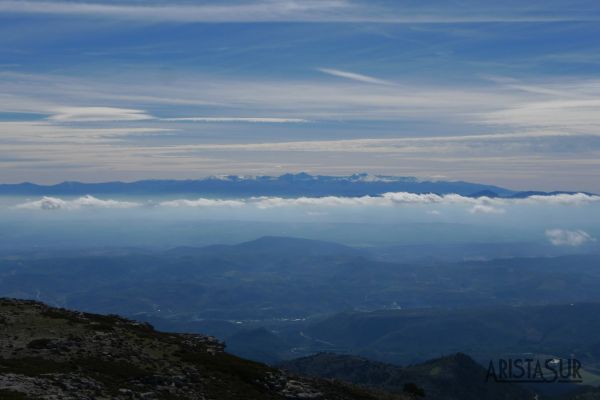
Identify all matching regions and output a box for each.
[0,298,404,400]
[279,353,536,400]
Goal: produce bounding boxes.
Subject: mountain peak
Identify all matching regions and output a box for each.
[236,236,362,257]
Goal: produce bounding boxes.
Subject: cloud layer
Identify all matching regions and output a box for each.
[14,192,600,212]
[156,192,600,209]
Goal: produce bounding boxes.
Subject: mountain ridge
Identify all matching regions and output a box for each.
[0,173,519,196]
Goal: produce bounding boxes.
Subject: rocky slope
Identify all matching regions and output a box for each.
[0,298,404,400]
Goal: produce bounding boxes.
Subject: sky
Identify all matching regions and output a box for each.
[1,0,600,191]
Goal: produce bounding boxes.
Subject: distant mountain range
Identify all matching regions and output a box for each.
[3,236,600,324]
[0,173,576,197]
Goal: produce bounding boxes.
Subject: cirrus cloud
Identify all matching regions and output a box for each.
[161,117,309,124]
[1,1,595,24]
[317,68,392,85]
[48,107,153,122]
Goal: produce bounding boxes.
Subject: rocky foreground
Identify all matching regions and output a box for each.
[0,298,404,400]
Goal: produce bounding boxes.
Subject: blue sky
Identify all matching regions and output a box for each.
[1,0,600,191]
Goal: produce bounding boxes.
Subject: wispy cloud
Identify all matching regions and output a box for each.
[0,121,170,142]
[5,71,600,133]
[162,117,309,124]
[49,107,153,122]
[545,228,596,247]
[0,0,350,22]
[2,71,600,189]
[0,1,596,23]
[480,99,600,134]
[318,68,391,85]
[149,132,600,155]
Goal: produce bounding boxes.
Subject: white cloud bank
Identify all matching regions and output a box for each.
[160,192,600,209]
[545,229,596,247]
[14,192,600,211]
[16,195,141,210]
